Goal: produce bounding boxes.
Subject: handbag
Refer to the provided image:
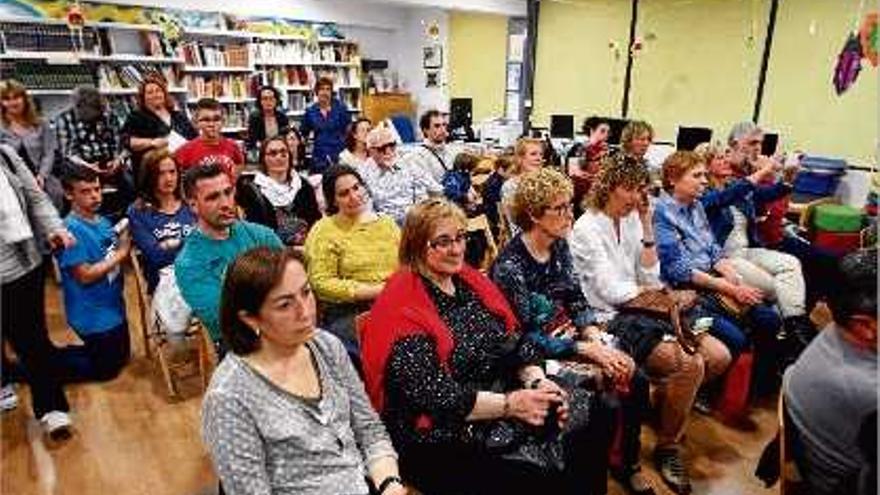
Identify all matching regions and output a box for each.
[619,288,702,354]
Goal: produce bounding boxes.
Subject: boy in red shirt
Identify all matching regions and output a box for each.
[174,98,242,181]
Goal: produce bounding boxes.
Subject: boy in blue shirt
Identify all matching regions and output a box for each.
[56,167,131,381]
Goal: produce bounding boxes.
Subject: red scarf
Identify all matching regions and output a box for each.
[361,265,518,413]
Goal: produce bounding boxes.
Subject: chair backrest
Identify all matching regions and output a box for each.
[129,250,151,328]
[779,394,806,495]
[354,311,370,346]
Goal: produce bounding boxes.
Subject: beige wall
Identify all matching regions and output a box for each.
[448,11,509,122]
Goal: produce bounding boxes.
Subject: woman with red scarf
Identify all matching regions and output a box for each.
[361,198,613,495]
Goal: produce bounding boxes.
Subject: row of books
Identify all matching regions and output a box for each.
[251,41,358,65]
[264,66,360,88]
[3,62,95,89]
[186,74,252,99]
[0,23,99,53]
[97,64,180,90]
[218,103,249,128]
[178,42,250,67]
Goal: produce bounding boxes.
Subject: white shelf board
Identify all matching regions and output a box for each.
[221,126,247,133]
[182,27,253,39]
[250,32,308,41]
[183,65,253,73]
[0,51,182,64]
[187,96,255,104]
[286,110,305,117]
[0,16,162,32]
[80,54,184,64]
[254,60,357,67]
[276,85,312,92]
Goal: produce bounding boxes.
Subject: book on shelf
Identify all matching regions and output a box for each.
[3,61,95,89]
[178,42,249,67]
[97,64,180,90]
[186,74,252,99]
[0,22,99,54]
[264,66,360,91]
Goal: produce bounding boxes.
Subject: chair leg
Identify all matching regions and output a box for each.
[156,342,179,399]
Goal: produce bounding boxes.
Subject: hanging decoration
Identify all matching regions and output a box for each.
[66,1,86,52]
[833,33,863,95]
[860,12,878,67]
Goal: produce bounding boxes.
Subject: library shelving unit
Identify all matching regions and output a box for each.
[0,16,186,123]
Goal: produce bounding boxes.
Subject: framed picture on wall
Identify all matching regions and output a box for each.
[425,70,440,88]
[506,62,522,91]
[423,45,443,68]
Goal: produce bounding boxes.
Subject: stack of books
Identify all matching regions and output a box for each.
[0,22,98,53]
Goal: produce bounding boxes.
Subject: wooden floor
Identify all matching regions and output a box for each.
[2,270,781,495]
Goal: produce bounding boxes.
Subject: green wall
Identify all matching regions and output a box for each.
[532,0,877,164]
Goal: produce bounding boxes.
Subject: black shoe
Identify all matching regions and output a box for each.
[693,389,712,415]
[612,465,656,495]
[653,446,692,494]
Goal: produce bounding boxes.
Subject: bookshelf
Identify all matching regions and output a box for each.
[0,18,185,119]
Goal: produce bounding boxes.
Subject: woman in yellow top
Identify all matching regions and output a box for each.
[304,164,401,356]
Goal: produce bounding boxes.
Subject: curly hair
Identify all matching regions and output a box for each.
[620,120,654,155]
[694,140,726,166]
[511,167,573,231]
[586,154,649,211]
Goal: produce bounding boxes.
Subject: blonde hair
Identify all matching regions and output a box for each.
[399,198,468,273]
[621,120,654,155]
[512,167,573,231]
[694,140,726,166]
[512,137,544,175]
[661,150,705,193]
[587,154,649,211]
[0,79,41,127]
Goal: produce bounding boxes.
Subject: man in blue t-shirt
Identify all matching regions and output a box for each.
[55,167,131,382]
[175,164,282,348]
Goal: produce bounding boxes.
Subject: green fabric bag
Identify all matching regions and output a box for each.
[813,204,864,233]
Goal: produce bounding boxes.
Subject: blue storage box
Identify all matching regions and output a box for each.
[792,155,847,198]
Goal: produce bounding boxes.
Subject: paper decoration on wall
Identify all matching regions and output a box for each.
[860,12,878,67]
[425,20,441,41]
[423,45,443,69]
[66,1,86,51]
[833,33,863,94]
[147,11,183,42]
[425,70,440,88]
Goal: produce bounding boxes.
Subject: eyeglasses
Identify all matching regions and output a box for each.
[377,143,397,154]
[428,231,468,250]
[266,148,289,157]
[545,203,573,216]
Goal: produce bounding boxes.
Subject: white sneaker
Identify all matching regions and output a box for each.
[40,411,73,441]
[0,385,18,412]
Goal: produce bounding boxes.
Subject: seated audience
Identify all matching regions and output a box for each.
[360,126,442,225]
[698,140,816,354]
[500,137,545,234]
[174,98,243,181]
[362,198,613,495]
[570,154,733,493]
[246,85,290,155]
[285,127,308,173]
[0,79,63,208]
[54,85,132,218]
[56,167,131,381]
[0,143,75,439]
[568,115,610,216]
[620,120,653,165]
[303,164,400,352]
[300,77,350,173]
[654,151,782,355]
[236,136,320,247]
[490,168,655,494]
[174,164,282,347]
[784,249,877,495]
[481,153,514,239]
[338,117,372,168]
[127,148,195,292]
[203,246,404,495]
[726,121,838,308]
[405,109,458,183]
[442,151,481,214]
[122,74,197,176]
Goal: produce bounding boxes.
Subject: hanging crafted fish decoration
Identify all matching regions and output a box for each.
[833,33,863,94]
[860,12,878,67]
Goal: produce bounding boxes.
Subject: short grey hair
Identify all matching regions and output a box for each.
[727,121,762,146]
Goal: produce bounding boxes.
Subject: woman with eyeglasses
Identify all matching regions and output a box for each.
[490,168,654,494]
[236,137,320,247]
[303,164,400,355]
[361,198,612,495]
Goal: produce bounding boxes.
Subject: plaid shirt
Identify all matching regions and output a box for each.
[654,191,723,286]
[53,108,121,166]
[360,157,442,225]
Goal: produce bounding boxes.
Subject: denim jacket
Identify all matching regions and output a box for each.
[700,178,791,248]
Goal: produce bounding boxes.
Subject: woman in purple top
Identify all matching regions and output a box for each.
[127,148,195,292]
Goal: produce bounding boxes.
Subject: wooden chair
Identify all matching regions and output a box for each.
[354,311,370,346]
[779,394,807,495]
[128,251,212,399]
[466,213,499,271]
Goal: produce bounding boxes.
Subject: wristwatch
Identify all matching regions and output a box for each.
[641,239,656,248]
[378,475,403,494]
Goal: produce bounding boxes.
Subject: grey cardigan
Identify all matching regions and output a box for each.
[0,121,57,179]
[202,330,397,495]
[0,143,63,284]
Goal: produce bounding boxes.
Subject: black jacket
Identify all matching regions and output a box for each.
[246,109,290,152]
[235,173,321,245]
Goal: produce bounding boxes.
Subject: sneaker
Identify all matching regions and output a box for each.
[40,411,73,441]
[0,385,18,412]
[693,389,712,415]
[654,446,692,494]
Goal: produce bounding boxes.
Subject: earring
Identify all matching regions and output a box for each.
[254,326,262,337]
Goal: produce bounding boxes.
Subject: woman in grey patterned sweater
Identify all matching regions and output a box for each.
[202,247,405,495]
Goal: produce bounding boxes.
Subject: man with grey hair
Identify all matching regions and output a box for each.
[53,85,131,218]
[727,121,765,173]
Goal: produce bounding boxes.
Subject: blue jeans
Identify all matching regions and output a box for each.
[700,300,782,356]
[58,322,130,383]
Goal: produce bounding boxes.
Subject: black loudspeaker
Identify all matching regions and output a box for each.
[550,114,574,139]
[605,118,629,145]
[449,98,473,130]
[762,133,779,156]
[676,126,713,151]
